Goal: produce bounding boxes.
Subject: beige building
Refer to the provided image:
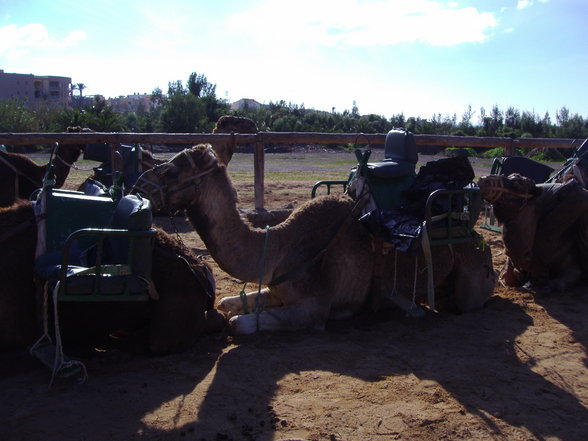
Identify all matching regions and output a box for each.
[230,98,263,111]
[107,93,155,113]
[0,69,71,106]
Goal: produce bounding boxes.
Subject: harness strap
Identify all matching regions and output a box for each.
[421,223,436,310]
[481,176,535,203]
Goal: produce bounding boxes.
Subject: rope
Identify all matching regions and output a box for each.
[236,225,271,330]
[29,281,88,387]
[411,256,418,308]
[55,153,94,171]
[254,226,271,332]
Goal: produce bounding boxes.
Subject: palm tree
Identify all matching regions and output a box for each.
[76,83,86,98]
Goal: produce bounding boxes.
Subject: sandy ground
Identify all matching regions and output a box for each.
[2,153,587,441]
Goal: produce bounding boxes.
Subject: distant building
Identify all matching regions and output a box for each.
[231,98,263,111]
[107,93,156,114]
[0,69,71,106]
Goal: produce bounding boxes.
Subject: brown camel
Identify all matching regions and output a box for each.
[0,140,84,207]
[0,200,225,354]
[211,115,259,165]
[132,144,495,335]
[478,173,588,293]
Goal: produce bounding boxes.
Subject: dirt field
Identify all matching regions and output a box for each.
[2,150,587,441]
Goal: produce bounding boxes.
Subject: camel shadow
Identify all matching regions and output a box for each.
[0,336,225,441]
[527,284,588,369]
[140,296,588,441]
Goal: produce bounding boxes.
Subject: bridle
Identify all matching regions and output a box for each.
[133,149,217,210]
[479,175,536,204]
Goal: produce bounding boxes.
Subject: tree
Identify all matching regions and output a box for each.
[0,99,39,132]
[187,72,216,98]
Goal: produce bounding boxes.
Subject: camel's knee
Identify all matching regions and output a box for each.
[217,295,245,316]
[218,288,277,316]
[228,312,283,335]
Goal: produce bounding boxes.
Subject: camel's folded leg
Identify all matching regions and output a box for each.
[228,298,329,335]
[500,257,528,287]
[217,288,283,316]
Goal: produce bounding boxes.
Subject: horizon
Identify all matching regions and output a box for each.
[1,0,587,121]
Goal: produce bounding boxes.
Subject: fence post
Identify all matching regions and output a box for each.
[505,138,516,156]
[254,133,265,210]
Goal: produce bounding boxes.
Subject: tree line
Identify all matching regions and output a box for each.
[1,71,587,141]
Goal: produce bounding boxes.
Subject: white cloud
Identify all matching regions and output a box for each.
[517,0,532,9]
[0,24,86,58]
[227,0,498,48]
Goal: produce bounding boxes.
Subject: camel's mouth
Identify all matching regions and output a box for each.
[132,168,165,211]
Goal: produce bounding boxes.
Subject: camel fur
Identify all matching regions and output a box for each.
[132,144,495,335]
[478,173,588,293]
[0,200,225,354]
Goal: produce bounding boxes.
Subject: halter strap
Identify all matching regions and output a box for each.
[133,150,217,210]
[480,175,536,204]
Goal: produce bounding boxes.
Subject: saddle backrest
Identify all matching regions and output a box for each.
[384,129,418,164]
[42,189,117,255]
[494,156,553,183]
[106,194,153,277]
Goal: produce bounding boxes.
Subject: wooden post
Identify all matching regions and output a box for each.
[504,138,516,156]
[254,134,265,210]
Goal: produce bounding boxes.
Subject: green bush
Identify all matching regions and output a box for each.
[444,147,477,157]
[482,147,505,158]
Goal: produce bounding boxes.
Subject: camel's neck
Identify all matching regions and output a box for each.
[53,146,80,187]
[185,198,277,283]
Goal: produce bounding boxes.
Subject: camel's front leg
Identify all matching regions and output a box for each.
[217,288,283,317]
[228,298,330,335]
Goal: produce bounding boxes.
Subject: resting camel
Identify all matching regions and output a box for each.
[0,199,225,354]
[132,144,496,335]
[478,173,588,293]
[0,136,84,207]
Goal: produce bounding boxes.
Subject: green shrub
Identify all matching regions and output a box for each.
[444,147,477,157]
[482,147,505,158]
[528,149,565,162]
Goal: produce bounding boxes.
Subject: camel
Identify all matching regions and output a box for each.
[0,135,84,207]
[132,144,496,335]
[212,115,259,165]
[478,173,588,293]
[0,199,226,354]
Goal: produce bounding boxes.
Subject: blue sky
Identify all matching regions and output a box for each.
[1,0,586,122]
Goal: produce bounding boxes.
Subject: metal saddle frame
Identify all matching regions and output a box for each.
[30,159,156,384]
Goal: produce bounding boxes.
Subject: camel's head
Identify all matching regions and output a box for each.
[132,144,219,212]
[211,115,258,166]
[477,173,542,206]
[478,173,542,271]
